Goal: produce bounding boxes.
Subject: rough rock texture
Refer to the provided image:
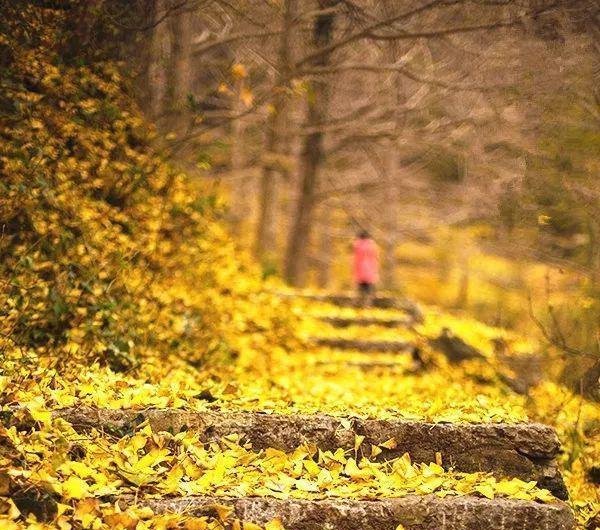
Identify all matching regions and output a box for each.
[312,337,412,352]
[428,331,484,363]
[56,407,567,498]
[123,494,575,530]
[315,360,407,369]
[320,316,413,328]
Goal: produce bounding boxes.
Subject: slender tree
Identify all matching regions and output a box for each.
[285,0,336,285]
[255,0,296,261]
[166,0,193,136]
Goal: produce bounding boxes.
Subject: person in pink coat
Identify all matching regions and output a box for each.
[353,230,379,305]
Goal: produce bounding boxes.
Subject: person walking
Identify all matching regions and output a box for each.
[353,230,379,306]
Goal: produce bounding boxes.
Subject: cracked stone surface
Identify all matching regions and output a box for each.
[120,494,575,530]
[56,407,568,498]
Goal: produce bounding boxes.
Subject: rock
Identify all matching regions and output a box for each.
[320,316,413,328]
[123,494,575,530]
[312,338,412,352]
[56,406,567,499]
[428,328,484,363]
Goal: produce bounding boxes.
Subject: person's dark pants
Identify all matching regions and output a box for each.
[358,282,374,295]
[357,282,374,306]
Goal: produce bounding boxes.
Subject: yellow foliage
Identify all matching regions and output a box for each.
[1,6,599,530]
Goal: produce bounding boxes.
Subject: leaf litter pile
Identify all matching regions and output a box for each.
[3,297,600,529]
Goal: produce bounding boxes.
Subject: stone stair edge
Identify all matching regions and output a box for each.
[51,406,567,499]
[117,493,575,530]
[52,405,560,441]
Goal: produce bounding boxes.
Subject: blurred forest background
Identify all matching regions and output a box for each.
[10,0,600,379]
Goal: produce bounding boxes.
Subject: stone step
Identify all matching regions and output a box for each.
[316,294,423,321]
[312,337,413,352]
[121,494,574,530]
[319,316,413,328]
[315,359,408,370]
[276,291,424,321]
[56,407,567,499]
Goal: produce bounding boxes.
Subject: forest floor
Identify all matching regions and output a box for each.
[1,7,599,528]
[2,289,600,530]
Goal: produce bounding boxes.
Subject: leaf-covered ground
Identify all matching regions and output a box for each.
[0,4,599,530]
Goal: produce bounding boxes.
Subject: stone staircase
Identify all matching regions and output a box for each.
[53,291,574,530]
[56,407,567,498]
[138,495,573,530]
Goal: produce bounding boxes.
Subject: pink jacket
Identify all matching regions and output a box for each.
[353,238,379,284]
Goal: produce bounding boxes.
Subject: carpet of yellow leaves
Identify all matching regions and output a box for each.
[4,418,556,503]
[0,4,599,530]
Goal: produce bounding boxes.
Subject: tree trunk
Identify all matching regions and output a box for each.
[316,205,332,288]
[284,2,335,286]
[228,72,250,235]
[166,1,193,136]
[255,0,296,261]
[148,0,171,121]
[380,40,405,290]
[584,2,600,120]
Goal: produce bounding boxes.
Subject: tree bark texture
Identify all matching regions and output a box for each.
[285,1,335,285]
[380,35,406,290]
[316,205,332,287]
[148,0,171,120]
[166,0,193,136]
[255,0,296,261]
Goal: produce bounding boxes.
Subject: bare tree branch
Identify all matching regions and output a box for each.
[193,30,283,55]
[365,19,519,40]
[301,63,507,91]
[295,0,445,67]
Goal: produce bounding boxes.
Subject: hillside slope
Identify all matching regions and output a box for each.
[0,4,598,530]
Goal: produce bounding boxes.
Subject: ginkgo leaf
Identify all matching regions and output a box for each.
[105,512,138,529]
[62,475,90,500]
[295,479,319,492]
[210,503,233,522]
[340,419,352,430]
[243,522,263,530]
[303,459,320,477]
[380,438,397,450]
[185,518,209,530]
[354,434,365,452]
[265,519,285,530]
[475,483,495,499]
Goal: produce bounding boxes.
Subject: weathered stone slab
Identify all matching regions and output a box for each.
[123,494,574,530]
[277,291,424,321]
[312,337,413,352]
[320,316,413,328]
[315,360,407,369]
[56,407,567,498]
